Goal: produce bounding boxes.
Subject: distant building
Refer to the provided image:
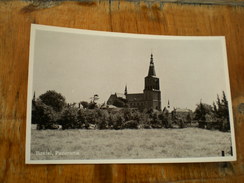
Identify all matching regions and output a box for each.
[107,54,161,110]
[163,100,193,119]
[163,100,174,113]
[172,108,193,119]
[107,93,126,106]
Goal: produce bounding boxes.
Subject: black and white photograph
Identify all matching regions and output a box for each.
[26,24,236,164]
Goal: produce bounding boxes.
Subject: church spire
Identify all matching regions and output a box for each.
[32,91,36,106]
[148,54,156,76]
[124,85,127,95]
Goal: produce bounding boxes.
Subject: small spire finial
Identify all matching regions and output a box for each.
[150,53,153,64]
[124,85,127,95]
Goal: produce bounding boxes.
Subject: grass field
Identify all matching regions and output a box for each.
[30,126,232,160]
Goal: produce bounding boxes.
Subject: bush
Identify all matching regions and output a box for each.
[137,112,150,129]
[123,108,134,121]
[164,119,173,128]
[77,109,86,128]
[178,119,186,128]
[59,106,79,129]
[95,109,109,130]
[122,120,138,129]
[158,110,171,128]
[150,112,162,128]
[220,118,230,132]
[113,113,125,130]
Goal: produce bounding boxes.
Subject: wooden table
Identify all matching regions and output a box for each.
[0,0,244,182]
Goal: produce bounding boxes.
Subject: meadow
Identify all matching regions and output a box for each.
[30,126,232,160]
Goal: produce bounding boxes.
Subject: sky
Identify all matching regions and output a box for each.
[31,25,231,110]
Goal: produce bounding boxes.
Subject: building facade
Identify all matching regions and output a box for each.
[107,54,161,110]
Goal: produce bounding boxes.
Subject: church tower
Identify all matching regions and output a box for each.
[143,54,161,110]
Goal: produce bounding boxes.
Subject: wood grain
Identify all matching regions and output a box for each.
[0,1,244,182]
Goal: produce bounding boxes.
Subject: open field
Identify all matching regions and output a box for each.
[30,127,232,160]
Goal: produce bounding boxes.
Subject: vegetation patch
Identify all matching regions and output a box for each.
[31,127,232,160]
[32,90,231,132]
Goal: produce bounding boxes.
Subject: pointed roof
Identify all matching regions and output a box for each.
[124,85,127,95]
[148,54,156,76]
[166,100,174,112]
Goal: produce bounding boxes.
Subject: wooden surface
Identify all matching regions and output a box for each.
[0,0,244,182]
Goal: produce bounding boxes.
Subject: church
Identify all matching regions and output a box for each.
[107,54,161,110]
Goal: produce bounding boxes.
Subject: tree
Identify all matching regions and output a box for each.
[59,106,79,129]
[32,100,57,129]
[215,93,229,119]
[213,102,218,114]
[39,90,66,112]
[90,94,99,103]
[220,91,229,121]
[194,102,212,121]
[214,91,230,131]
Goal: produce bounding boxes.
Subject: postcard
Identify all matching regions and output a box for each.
[26,24,236,164]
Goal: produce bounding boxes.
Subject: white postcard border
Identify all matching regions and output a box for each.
[25,24,237,164]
